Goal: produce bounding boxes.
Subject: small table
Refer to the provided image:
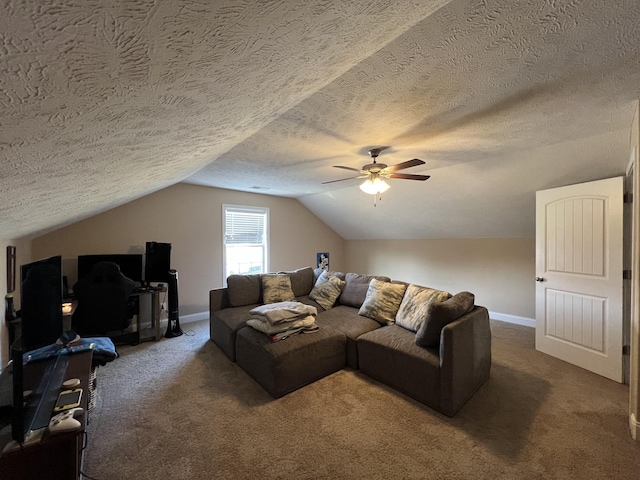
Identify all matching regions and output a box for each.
[130,285,166,342]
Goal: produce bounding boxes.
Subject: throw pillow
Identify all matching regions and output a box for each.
[339,273,391,308]
[415,291,475,347]
[261,274,296,304]
[395,284,451,332]
[309,270,346,310]
[358,278,407,325]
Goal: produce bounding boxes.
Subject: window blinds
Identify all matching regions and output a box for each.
[224,207,266,245]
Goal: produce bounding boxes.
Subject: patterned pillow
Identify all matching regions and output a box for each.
[358,278,407,325]
[415,292,475,347]
[309,270,346,310]
[395,284,452,332]
[339,273,391,308]
[261,274,296,304]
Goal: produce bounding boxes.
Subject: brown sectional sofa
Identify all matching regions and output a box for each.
[209,267,491,416]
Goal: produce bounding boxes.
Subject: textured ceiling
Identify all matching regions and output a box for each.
[1,0,639,240]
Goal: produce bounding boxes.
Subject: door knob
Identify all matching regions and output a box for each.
[535,277,545,282]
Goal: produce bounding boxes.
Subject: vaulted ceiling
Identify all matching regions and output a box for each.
[2,0,639,240]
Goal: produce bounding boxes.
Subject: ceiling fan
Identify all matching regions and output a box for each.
[322,148,430,205]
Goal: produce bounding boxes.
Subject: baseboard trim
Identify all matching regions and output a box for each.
[489,311,535,328]
[631,413,640,441]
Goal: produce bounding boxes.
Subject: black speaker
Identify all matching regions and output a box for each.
[165,269,183,338]
[145,242,171,283]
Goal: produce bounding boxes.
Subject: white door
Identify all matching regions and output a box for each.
[535,176,624,382]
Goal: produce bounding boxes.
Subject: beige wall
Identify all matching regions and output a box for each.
[3,186,538,363]
[31,184,345,318]
[344,238,535,319]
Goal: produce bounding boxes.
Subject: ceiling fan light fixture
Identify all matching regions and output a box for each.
[322,146,429,206]
[359,176,390,195]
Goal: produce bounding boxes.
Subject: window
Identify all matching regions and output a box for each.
[223,205,269,283]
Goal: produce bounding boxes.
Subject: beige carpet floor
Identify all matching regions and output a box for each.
[83,319,640,479]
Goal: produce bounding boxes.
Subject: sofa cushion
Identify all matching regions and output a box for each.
[358,278,407,325]
[227,274,262,307]
[415,291,475,347]
[339,273,391,308]
[395,284,451,332]
[294,294,326,312]
[261,274,296,304]
[357,325,441,409]
[316,305,381,369]
[309,270,346,310]
[277,267,315,297]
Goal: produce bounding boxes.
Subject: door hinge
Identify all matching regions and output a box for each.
[624,192,633,203]
[623,270,632,280]
[623,345,631,356]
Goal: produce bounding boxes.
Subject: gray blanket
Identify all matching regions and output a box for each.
[247,315,316,335]
[249,301,317,325]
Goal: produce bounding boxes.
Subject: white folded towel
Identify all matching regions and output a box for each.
[249,301,317,325]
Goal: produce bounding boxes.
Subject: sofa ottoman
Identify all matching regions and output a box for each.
[235,325,347,398]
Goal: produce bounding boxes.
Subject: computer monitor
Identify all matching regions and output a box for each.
[20,255,63,351]
[77,254,143,284]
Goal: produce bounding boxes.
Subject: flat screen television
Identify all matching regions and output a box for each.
[144,242,171,283]
[20,255,63,352]
[77,254,143,284]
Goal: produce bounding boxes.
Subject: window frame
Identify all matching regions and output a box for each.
[222,204,270,285]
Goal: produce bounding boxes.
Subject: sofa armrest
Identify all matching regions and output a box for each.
[210,287,230,315]
[439,306,491,416]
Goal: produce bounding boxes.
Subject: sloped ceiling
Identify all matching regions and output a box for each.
[1,0,639,240]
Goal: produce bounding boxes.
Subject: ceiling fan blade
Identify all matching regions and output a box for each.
[388,173,430,181]
[382,158,425,173]
[322,175,367,184]
[333,165,363,173]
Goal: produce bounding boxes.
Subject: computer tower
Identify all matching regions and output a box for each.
[144,242,171,284]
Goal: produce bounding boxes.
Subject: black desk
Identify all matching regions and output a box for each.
[7,287,165,349]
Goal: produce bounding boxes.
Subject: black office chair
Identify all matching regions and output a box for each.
[72,261,137,344]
